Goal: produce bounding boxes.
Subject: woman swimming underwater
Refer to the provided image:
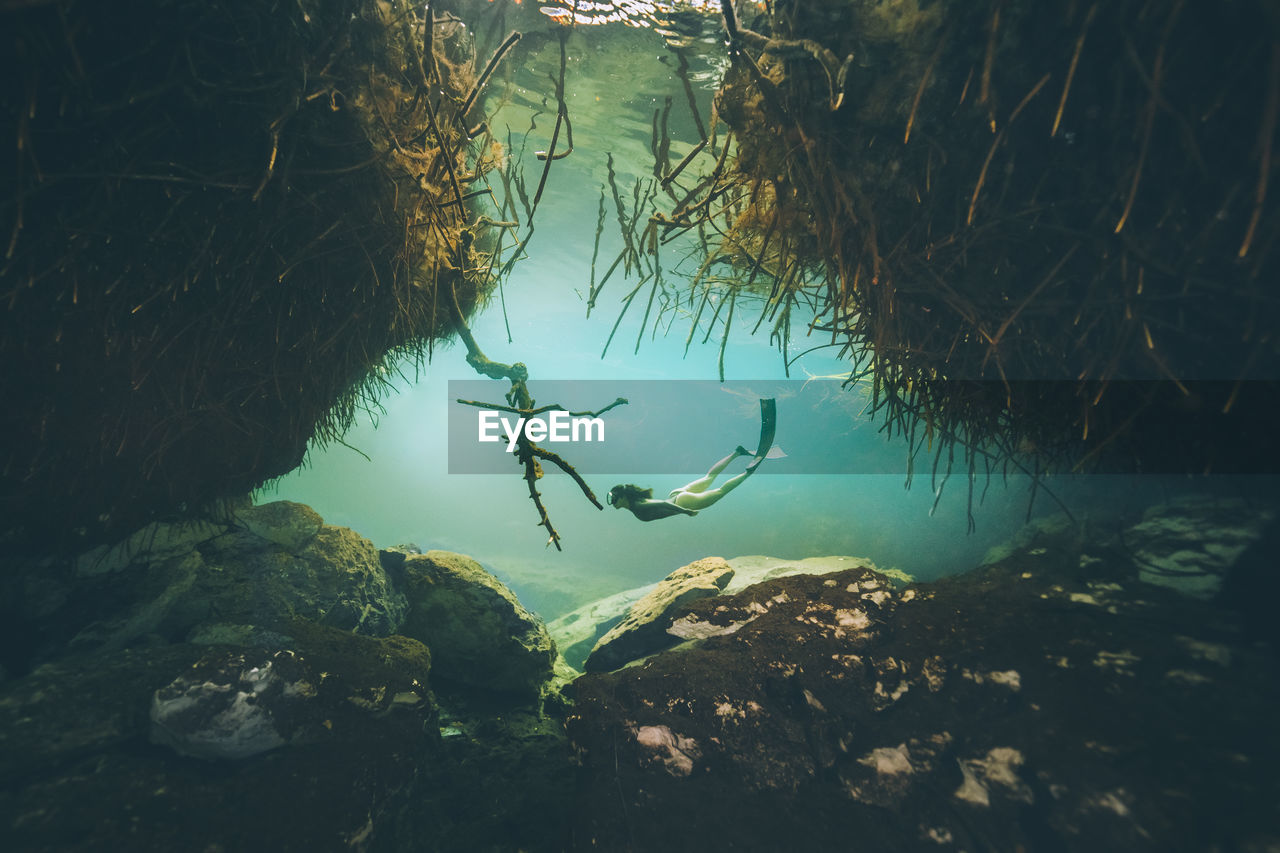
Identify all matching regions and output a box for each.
[607,398,781,522]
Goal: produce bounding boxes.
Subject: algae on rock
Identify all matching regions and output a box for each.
[394,550,557,698]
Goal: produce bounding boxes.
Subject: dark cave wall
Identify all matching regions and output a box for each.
[0,0,485,554]
[710,0,1280,475]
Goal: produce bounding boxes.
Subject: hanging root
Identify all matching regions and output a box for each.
[1239,40,1279,258]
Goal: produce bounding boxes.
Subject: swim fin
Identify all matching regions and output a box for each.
[747,398,777,470]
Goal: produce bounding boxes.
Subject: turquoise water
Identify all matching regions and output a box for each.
[262,7,1186,619]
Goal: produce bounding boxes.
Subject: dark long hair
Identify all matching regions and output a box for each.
[607,483,652,506]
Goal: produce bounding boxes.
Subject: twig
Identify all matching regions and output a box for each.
[1051,3,1097,137]
[979,4,1000,108]
[528,443,605,509]
[675,51,708,142]
[531,29,571,211]
[1239,40,1279,257]
[1115,2,1183,234]
[455,397,628,419]
[587,188,606,312]
[422,0,440,84]
[459,30,522,120]
[905,32,948,144]
[661,137,708,190]
[717,287,738,381]
[635,226,660,353]
[968,72,1051,226]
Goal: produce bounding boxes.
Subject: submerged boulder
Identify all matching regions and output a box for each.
[0,624,436,850]
[547,582,657,672]
[54,502,407,658]
[74,517,228,577]
[551,556,906,673]
[569,537,1280,850]
[150,649,300,760]
[1121,496,1276,599]
[1,502,576,850]
[584,556,734,672]
[397,550,555,698]
[720,554,904,595]
[233,500,323,554]
[191,520,408,638]
[148,626,432,761]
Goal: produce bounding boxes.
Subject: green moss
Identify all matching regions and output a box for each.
[287,618,432,686]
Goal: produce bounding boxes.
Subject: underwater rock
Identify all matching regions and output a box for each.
[979,512,1079,567]
[569,543,1280,850]
[150,649,307,759]
[186,623,294,648]
[74,518,226,577]
[399,550,555,697]
[0,645,206,783]
[546,581,657,672]
[63,550,208,654]
[420,700,575,851]
[149,630,432,760]
[722,554,908,594]
[383,542,424,558]
[233,500,323,554]
[275,524,408,635]
[5,500,409,678]
[583,556,735,673]
[1120,496,1276,599]
[57,512,407,658]
[550,556,902,673]
[0,625,435,849]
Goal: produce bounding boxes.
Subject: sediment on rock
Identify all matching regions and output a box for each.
[568,510,1280,851]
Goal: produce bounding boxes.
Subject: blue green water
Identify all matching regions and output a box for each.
[262,8,1190,619]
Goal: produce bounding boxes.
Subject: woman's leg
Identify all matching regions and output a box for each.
[672,468,755,511]
[676,447,749,494]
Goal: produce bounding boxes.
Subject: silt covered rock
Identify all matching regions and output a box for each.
[584,556,734,672]
[0,624,436,850]
[233,500,324,554]
[397,550,555,697]
[56,502,407,658]
[568,537,1280,851]
[546,581,656,672]
[1122,496,1275,599]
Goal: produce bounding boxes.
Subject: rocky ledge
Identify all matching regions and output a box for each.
[566,500,1280,851]
[2,495,1277,851]
[0,500,571,851]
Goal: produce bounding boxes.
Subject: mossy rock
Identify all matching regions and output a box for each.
[398,550,555,698]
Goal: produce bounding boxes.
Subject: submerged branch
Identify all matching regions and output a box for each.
[448,266,627,549]
[459,30,522,120]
